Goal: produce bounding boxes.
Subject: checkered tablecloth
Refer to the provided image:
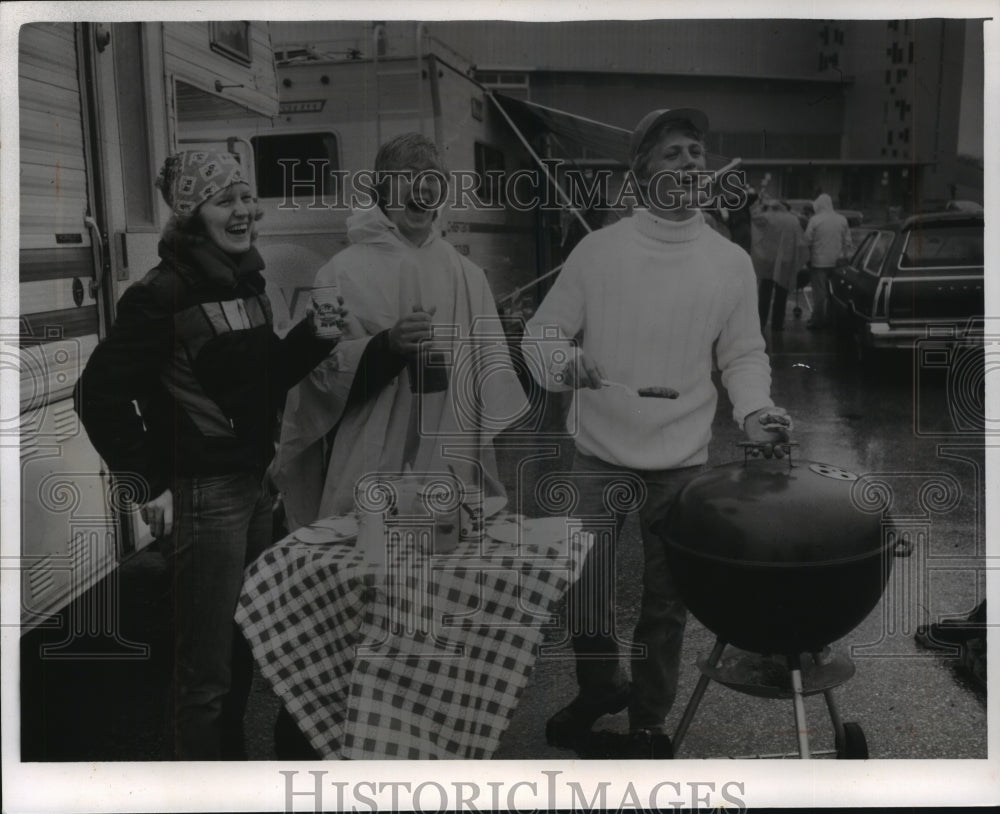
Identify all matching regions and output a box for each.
[235,518,592,760]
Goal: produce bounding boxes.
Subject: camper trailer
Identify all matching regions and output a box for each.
[16,21,282,629]
[180,24,542,334]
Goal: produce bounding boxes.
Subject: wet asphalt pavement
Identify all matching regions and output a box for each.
[20,306,987,764]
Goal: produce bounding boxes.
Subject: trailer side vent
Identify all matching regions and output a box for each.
[26,557,57,602]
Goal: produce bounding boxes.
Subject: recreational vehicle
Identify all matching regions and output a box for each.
[181,24,543,334]
[16,21,282,631]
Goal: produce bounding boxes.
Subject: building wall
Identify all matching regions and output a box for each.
[838,18,971,205]
[267,19,982,211]
[273,19,829,79]
[433,20,828,78]
[528,71,846,160]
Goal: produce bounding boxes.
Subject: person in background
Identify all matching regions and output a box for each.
[804,193,853,329]
[721,180,758,256]
[74,151,344,760]
[521,108,791,759]
[751,198,809,332]
[272,132,527,529]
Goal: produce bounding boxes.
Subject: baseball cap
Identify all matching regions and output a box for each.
[629,108,710,167]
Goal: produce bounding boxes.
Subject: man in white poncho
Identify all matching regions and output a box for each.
[272,133,529,530]
[803,192,853,329]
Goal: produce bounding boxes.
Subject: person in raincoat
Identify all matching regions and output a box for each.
[272,133,529,529]
[751,198,809,331]
[804,193,853,329]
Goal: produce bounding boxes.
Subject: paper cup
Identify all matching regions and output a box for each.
[418,480,460,554]
[354,477,396,566]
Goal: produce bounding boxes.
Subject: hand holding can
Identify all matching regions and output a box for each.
[312,282,345,339]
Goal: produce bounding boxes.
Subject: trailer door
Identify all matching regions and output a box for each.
[17,22,169,631]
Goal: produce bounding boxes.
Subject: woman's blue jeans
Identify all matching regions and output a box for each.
[566,451,701,731]
[160,471,271,760]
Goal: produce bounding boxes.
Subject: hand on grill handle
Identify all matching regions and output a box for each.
[742,407,793,459]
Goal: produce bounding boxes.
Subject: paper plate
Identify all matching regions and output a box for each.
[485,518,520,545]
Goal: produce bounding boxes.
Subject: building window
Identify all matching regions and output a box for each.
[251,132,340,200]
[475,70,530,100]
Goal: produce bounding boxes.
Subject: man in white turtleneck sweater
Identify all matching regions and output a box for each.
[523,108,791,758]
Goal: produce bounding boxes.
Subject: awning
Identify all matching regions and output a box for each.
[492,93,632,164]
[491,93,734,170]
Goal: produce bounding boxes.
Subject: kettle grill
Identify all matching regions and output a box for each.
[656,442,902,759]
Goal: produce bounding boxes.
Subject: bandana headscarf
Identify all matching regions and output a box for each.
[156,151,246,218]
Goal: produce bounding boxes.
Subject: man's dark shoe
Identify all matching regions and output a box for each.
[545,684,630,747]
[624,728,674,759]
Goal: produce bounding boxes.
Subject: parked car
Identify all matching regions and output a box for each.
[827,211,985,364]
[916,198,984,215]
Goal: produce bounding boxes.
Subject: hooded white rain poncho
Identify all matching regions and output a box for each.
[804,193,853,268]
[271,206,530,530]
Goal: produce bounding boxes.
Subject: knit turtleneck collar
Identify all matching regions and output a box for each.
[632,208,705,243]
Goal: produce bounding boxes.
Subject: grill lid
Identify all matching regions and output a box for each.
[662,458,886,567]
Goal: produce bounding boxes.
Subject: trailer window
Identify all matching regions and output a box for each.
[474,142,505,206]
[251,133,340,202]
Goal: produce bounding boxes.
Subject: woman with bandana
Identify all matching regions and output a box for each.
[74,150,344,759]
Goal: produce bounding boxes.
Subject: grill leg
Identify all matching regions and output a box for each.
[815,650,847,748]
[787,654,811,759]
[672,638,727,754]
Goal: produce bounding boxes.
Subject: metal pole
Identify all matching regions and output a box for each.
[415,23,426,135]
[497,263,564,309]
[372,23,385,147]
[787,654,811,759]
